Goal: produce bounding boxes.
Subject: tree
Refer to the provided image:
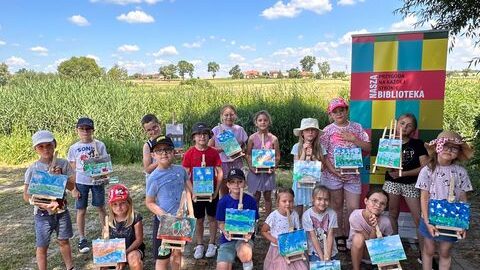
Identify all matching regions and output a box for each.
[332,71,347,79]
[277,71,284,79]
[207,62,220,79]
[287,68,301,78]
[317,61,330,79]
[396,0,480,66]
[229,65,243,79]
[261,71,270,78]
[107,64,128,80]
[159,64,177,81]
[300,55,316,72]
[177,60,194,80]
[462,68,471,77]
[57,56,102,78]
[0,63,9,86]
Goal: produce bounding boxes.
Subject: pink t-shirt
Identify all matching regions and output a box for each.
[320,121,369,184]
[251,132,276,150]
[347,209,393,249]
[415,164,472,200]
[212,123,248,162]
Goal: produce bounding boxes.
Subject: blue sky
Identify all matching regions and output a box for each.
[0,0,477,77]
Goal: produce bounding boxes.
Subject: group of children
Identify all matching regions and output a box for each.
[24,98,474,270]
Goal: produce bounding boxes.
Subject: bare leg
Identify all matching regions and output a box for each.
[127,250,143,270]
[351,233,365,270]
[237,242,253,262]
[58,239,74,269]
[295,205,304,221]
[195,217,205,245]
[155,258,169,270]
[404,196,424,252]
[264,191,272,216]
[207,215,217,244]
[97,206,106,227]
[344,190,360,237]
[329,189,344,237]
[76,208,86,237]
[254,191,261,209]
[171,249,182,270]
[438,241,453,270]
[387,193,401,234]
[422,238,435,270]
[217,262,233,270]
[36,246,48,270]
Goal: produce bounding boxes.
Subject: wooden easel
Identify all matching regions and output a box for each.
[297,155,318,189]
[193,154,213,202]
[30,151,64,213]
[433,176,464,239]
[375,225,402,270]
[254,133,273,174]
[160,191,195,252]
[226,188,251,242]
[283,210,306,264]
[372,120,403,176]
[218,123,245,161]
[338,166,359,175]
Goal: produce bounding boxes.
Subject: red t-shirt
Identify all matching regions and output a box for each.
[182,146,222,183]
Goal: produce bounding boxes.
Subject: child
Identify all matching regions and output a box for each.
[246,110,280,217]
[67,117,109,253]
[23,130,76,270]
[320,98,371,251]
[104,184,144,270]
[145,136,191,270]
[262,187,308,270]
[302,185,338,263]
[216,168,259,270]
[182,122,223,259]
[208,104,248,196]
[348,189,392,270]
[416,131,473,270]
[141,114,162,178]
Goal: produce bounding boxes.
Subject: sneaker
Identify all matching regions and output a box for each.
[193,245,204,259]
[205,244,217,258]
[78,238,90,253]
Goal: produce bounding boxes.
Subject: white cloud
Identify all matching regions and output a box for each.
[117,44,140,52]
[221,38,227,42]
[117,10,155,23]
[272,47,313,57]
[153,46,178,56]
[91,0,161,4]
[337,0,357,6]
[229,53,245,62]
[0,40,6,46]
[117,60,147,74]
[240,45,256,51]
[154,59,170,65]
[390,15,418,32]
[183,40,203,48]
[339,29,368,44]
[86,54,100,62]
[230,40,236,45]
[261,0,332,19]
[68,15,90,26]
[190,59,202,66]
[30,46,49,56]
[297,34,304,40]
[448,35,480,70]
[5,56,28,67]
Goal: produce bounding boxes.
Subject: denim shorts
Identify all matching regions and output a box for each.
[34,209,73,247]
[75,183,105,209]
[419,218,458,243]
[217,240,254,263]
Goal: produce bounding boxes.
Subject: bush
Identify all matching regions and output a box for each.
[179,78,214,89]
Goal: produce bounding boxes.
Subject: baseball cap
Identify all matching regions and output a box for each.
[148,136,175,152]
[327,97,349,113]
[32,130,56,148]
[108,184,129,204]
[227,168,245,181]
[191,122,213,138]
[76,117,94,129]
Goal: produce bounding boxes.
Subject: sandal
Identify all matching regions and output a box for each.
[335,236,348,252]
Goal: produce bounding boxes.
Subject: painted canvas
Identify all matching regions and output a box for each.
[83,155,113,177]
[252,149,275,168]
[92,238,126,266]
[375,139,402,168]
[309,260,341,270]
[293,160,322,183]
[193,167,214,195]
[217,130,242,157]
[156,215,196,242]
[366,234,406,265]
[429,199,470,229]
[28,170,68,199]
[166,123,184,149]
[225,208,256,234]
[333,147,363,168]
[278,229,307,257]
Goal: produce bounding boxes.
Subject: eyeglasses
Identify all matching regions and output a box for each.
[368,198,387,208]
[153,148,173,154]
[145,125,160,133]
[442,145,460,153]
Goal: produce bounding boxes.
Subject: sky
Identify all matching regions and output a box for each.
[0,0,478,78]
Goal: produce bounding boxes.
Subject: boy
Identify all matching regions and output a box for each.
[141,114,162,178]
[67,117,108,253]
[145,136,192,270]
[182,122,223,259]
[216,168,259,270]
[23,130,76,270]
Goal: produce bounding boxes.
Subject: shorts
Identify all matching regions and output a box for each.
[419,218,458,243]
[34,209,73,247]
[152,216,172,260]
[383,181,420,198]
[75,183,105,209]
[193,196,219,219]
[217,240,254,263]
[309,252,339,262]
[323,179,361,194]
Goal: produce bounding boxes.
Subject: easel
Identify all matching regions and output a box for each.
[283,210,306,264]
[89,139,111,185]
[338,166,359,175]
[160,191,195,252]
[372,119,403,177]
[297,155,319,189]
[93,216,126,269]
[218,123,245,161]
[374,225,402,270]
[193,154,213,202]
[254,133,274,174]
[170,112,184,158]
[226,188,251,242]
[312,233,341,269]
[433,176,464,239]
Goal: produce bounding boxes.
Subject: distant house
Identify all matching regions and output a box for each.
[269,70,281,78]
[300,71,314,78]
[244,70,260,79]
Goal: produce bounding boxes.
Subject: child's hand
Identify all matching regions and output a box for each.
[116,262,126,270]
[223,230,232,241]
[272,238,278,245]
[334,171,348,181]
[46,200,60,212]
[340,131,357,143]
[245,232,253,241]
[426,223,438,237]
[49,166,62,175]
[388,170,399,179]
[459,230,467,239]
[368,214,378,228]
[71,188,80,199]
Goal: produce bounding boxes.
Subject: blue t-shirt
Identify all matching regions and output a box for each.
[216,193,259,244]
[146,165,187,217]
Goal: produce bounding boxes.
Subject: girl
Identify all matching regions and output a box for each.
[105,184,144,270]
[416,131,473,270]
[246,110,280,217]
[209,104,248,196]
[320,97,371,251]
[302,185,338,263]
[141,114,162,179]
[262,188,308,270]
[348,189,392,270]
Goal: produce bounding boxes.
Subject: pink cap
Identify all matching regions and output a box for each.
[328,97,348,113]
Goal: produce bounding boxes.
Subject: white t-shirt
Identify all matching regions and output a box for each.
[67,139,108,185]
[302,207,338,257]
[265,210,301,246]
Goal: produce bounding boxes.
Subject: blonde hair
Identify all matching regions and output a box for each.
[108,196,135,228]
[298,131,324,162]
[220,104,238,123]
[312,185,330,199]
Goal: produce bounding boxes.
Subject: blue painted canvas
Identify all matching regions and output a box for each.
[166,123,184,149]
[375,139,402,168]
[366,234,406,265]
[225,208,256,234]
[252,149,275,168]
[309,260,341,270]
[293,160,321,183]
[193,167,214,194]
[216,130,242,157]
[333,147,363,168]
[278,229,307,257]
[92,238,126,266]
[83,155,113,177]
[429,199,470,229]
[28,170,68,199]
